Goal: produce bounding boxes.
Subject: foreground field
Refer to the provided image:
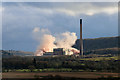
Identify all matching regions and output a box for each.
[80,56,119,61]
[2,72,120,79]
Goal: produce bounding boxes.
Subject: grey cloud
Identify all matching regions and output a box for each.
[2,2,118,51]
[3,2,118,16]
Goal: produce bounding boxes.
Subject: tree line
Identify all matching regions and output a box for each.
[2,56,120,72]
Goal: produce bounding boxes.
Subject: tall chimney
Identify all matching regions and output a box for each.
[80,19,83,56]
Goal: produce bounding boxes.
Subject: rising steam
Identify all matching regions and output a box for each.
[33,27,79,56]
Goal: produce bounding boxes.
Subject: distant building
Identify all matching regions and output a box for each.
[53,48,65,55]
[43,48,74,56]
[43,52,53,56]
[53,48,73,55]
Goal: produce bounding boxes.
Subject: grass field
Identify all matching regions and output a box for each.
[2,72,120,79]
[80,56,119,61]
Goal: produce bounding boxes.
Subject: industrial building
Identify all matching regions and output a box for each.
[43,48,73,56]
[43,19,83,57]
[43,52,53,56]
[53,48,73,55]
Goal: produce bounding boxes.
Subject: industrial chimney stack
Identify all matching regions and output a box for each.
[80,19,83,57]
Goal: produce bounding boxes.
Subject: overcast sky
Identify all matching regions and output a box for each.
[2,2,118,52]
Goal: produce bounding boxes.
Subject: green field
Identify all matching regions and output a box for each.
[4,68,73,72]
[80,56,119,61]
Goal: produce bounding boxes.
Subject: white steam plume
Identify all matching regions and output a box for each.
[33,27,56,56]
[33,27,79,56]
[55,32,77,49]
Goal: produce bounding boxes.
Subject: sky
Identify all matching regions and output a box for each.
[2,2,118,52]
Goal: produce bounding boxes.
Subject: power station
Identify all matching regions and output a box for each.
[43,19,84,57]
[43,48,74,56]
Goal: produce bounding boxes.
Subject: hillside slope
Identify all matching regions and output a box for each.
[1,50,34,57]
[73,36,118,51]
[1,36,119,56]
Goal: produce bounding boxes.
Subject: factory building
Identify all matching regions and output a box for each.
[43,19,83,57]
[53,48,73,55]
[43,52,53,56]
[43,48,73,56]
[53,48,64,55]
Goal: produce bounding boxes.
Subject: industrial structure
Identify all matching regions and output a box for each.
[80,19,84,57]
[43,19,84,57]
[43,48,74,56]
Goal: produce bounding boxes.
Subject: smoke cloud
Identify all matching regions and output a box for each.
[33,27,79,56]
[55,32,77,49]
